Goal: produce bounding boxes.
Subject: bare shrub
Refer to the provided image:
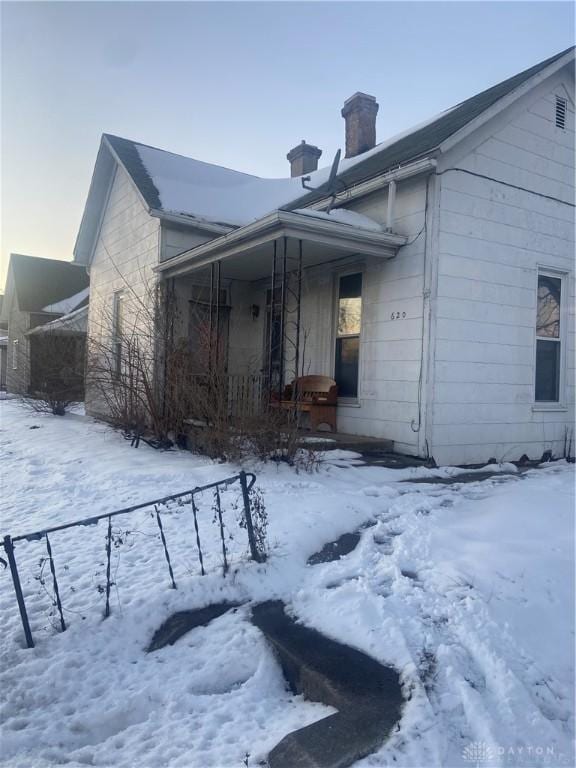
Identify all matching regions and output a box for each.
[86,279,177,443]
[86,269,319,468]
[17,328,85,416]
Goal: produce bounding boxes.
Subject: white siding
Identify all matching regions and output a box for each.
[3,267,30,393]
[430,69,575,465]
[85,165,161,414]
[160,224,214,263]
[332,179,429,453]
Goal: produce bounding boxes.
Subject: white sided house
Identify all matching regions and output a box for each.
[75,47,575,466]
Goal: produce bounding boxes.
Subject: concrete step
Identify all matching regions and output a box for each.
[252,601,403,768]
[300,432,394,455]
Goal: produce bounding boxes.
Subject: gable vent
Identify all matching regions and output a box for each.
[555,95,567,129]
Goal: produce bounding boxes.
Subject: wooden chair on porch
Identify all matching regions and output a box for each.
[272,375,338,432]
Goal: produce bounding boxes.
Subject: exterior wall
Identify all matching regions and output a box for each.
[3,270,75,394]
[430,69,575,464]
[85,165,161,414]
[0,344,7,389]
[227,279,266,374]
[160,223,214,263]
[4,269,30,393]
[328,178,430,455]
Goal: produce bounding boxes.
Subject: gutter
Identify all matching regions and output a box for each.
[292,157,438,213]
[148,208,235,235]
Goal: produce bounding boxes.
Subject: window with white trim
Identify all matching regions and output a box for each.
[112,291,125,378]
[335,273,362,398]
[12,339,18,370]
[535,272,562,402]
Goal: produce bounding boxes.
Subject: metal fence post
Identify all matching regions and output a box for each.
[104,516,112,618]
[239,471,264,563]
[3,536,34,649]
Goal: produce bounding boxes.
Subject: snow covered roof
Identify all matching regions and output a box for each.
[293,208,384,232]
[107,47,574,229]
[76,46,573,264]
[7,254,89,313]
[27,305,88,336]
[104,134,306,228]
[42,286,89,315]
[292,46,574,207]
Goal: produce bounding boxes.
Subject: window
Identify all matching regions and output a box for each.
[112,291,125,378]
[555,96,567,130]
[12,340,18,370]
[335,273,362,398]
[535,273,562,402]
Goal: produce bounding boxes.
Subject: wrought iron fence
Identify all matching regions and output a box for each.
[1,471,265,649]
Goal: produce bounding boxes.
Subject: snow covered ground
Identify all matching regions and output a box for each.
[0,399,574,768]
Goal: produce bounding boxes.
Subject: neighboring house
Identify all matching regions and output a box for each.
[25,305,89,403]
[0,295,7,390]
[75,47,574,465]
[1,254,89,394]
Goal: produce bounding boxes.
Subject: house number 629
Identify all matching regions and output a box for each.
[390,311,406,320]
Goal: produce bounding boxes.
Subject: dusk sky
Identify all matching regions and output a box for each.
[1,1,574,287]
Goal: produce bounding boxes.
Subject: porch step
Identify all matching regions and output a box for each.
[252,601,404,768]
[300,432,394,455]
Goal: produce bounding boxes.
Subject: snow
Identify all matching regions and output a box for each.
[41,287,89,315]
[293,208,384,232]
[0,399,573,768]
[27,305,88,336]
[136,143,305,227]
[135,105,456,229]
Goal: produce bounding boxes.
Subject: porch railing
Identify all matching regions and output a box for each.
[227,373,270,418]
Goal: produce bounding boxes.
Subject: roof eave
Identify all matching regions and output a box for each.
[155,210,407,278]
[439,47,575,156]
[288,156,438,213]
[148,208,237,235]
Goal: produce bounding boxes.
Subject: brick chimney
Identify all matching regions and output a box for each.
[341,92,379,158]
[286,140,322,177]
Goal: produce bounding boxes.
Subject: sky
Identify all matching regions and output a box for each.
[1,1,574,289]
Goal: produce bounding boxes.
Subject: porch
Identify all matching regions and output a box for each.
[157,208,407,437]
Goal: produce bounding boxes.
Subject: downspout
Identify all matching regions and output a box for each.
[385,180,397,231]
[417,172,441,463]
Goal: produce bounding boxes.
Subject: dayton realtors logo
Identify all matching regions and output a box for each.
[462,742,495,766]
[463,741,564,766]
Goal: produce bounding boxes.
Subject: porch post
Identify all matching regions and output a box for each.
[208,262,215,373]
[277,235,287,402]
[267,240,277,402]
[294,239,303,382]
[214,260,221,369]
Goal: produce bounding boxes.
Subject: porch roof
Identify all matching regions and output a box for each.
[26,305,88,337]
[155,209,407,280]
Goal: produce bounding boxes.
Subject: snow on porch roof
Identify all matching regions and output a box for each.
[156,209,407,280]
[27,305,88,337]
[105,46,574,229]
